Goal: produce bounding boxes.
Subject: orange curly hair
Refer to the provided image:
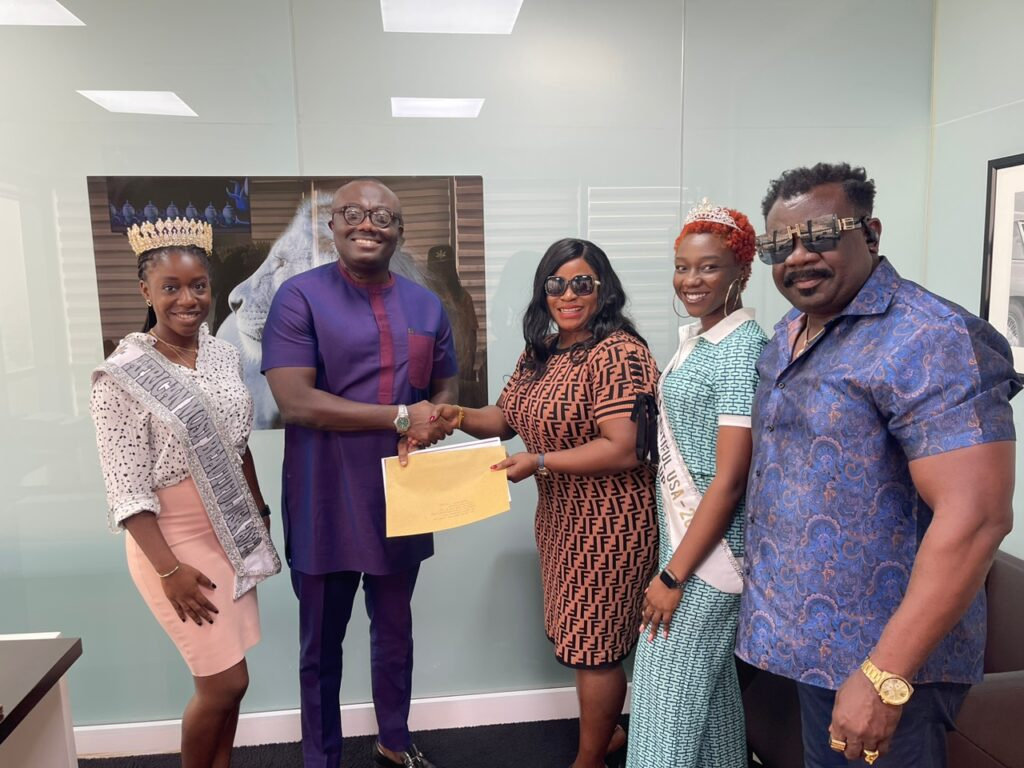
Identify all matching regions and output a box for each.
[674,208,756,289]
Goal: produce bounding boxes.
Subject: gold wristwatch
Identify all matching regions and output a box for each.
[860,658,914,705]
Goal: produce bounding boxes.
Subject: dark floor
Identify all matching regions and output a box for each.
[79,717,590,768]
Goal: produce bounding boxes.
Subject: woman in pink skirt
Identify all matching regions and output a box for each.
[91,218,280,768]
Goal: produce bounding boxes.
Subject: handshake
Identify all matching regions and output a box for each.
[397,402,462,464]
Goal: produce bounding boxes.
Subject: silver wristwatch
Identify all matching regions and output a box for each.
[394,404,410,434]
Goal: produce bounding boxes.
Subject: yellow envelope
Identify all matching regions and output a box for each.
[383,444,510,537]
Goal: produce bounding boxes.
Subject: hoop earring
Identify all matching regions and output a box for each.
[723,279,741,318]
[146,299,152,307]
[672,293,687,319]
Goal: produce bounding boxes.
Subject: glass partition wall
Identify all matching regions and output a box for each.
[3,0,981,728]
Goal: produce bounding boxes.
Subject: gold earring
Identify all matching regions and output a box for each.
[723,279,741,317]
[672,293,686,319]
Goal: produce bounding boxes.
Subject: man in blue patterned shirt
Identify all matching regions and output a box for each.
[738,162,1019,767]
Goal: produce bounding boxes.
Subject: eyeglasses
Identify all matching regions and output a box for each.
[544,274,601,297]
[331,205,402,228]
[755,215,866,264]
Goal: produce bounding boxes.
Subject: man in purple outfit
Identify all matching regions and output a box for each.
[262,179,456,768]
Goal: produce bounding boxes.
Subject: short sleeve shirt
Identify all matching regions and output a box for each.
[737,258,1019,688]
[662,309,768,494]
[261,264,457,575]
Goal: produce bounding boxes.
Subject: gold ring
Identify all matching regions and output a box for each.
[829,736,847,752]
[863,748,880,765]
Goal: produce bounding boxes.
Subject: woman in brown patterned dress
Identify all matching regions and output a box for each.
[432,238,658,768]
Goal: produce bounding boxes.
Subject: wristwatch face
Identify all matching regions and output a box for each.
[394,406,410,434]
[659,569,683,589]
[879,677,912,705]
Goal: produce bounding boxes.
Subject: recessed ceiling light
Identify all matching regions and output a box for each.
[77,90,198,117]
[381,0,522,34]
[0,0,84,26]
[391,97,484,118]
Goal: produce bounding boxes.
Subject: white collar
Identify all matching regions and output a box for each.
[678,306,756,346]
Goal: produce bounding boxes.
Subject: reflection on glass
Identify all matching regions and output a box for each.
[0,194,33,373]
[586,186,681,363]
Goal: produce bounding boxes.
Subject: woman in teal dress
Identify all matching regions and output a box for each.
[626,199,767,768]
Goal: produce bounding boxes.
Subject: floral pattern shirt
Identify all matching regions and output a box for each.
[737,258,1019,688]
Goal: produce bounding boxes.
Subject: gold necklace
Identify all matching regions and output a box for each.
[798,323,826,355]
[148,329,199,353]
[148,330,198,368]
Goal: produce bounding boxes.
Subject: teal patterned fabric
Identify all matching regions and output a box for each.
[627,318,766,768]
[628,579,745,768]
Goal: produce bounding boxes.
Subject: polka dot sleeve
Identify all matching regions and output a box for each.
[90,373,161,531]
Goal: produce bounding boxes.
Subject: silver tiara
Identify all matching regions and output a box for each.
[684,197,740,231]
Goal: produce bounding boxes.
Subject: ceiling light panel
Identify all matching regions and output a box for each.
[77,91,198,117]
[0,0,84,25]
[391,97,484,118]
[381,0,523,34]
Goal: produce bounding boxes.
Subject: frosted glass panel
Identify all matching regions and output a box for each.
[0,0,684,724]
[2,0,969,728]
[0,194,33,372]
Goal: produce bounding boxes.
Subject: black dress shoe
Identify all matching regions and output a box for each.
[373,741,440,768]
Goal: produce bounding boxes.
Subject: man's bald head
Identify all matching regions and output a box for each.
[328,179,404,284]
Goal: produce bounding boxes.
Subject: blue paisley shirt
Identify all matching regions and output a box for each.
[736,258,1019,688]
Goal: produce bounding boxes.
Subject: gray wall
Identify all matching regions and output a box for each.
[926,0,1024,557]
[1,0,1017,728]
[1,0,686,725]
[680,0,935,331]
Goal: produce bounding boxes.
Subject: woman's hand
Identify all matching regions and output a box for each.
[161,562,219,626]
[491,452,540,483]
[430,403,460,427]
[641,576,683,641]
[401,403,457,459]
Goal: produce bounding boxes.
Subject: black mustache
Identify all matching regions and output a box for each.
[783,269,833,288]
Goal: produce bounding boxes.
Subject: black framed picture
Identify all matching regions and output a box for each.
[981,152,1024,373]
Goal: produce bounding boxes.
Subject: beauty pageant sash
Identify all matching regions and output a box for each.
[96,340,280,598]
[656,328,744,595]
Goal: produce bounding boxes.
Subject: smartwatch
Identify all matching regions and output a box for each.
[659,567,684,590]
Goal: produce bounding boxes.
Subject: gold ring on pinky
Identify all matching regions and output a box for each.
[829,736,847,752]
[863,749,880,765]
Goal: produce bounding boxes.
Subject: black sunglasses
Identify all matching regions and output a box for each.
[755,215,867,264]
[544,274,601,297]
[331,205,402,228]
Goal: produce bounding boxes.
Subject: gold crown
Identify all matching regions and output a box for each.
[127,218,213,256]
[684,197,740,231]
